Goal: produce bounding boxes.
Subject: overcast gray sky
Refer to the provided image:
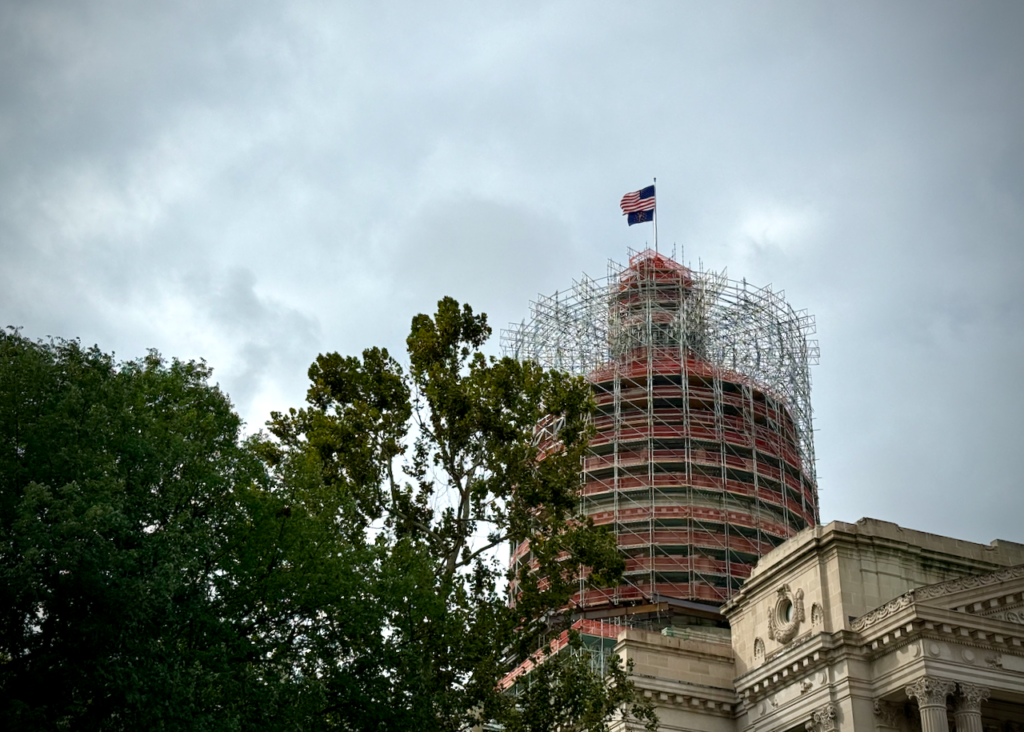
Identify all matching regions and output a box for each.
[3,1,1023,545]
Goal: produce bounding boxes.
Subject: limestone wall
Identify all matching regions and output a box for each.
[723,518,1024,676]
[614,628,737,732]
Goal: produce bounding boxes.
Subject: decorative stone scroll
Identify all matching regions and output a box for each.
[852,564,1024,633]
[851,592,914,632]
[768,584,805,644]
[914,564,1024,601]
[988,610,1024,625]
[805,702,838,732]
[811,602,824,626]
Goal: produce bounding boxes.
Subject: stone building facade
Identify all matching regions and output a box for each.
[501,249,1023,730]
[611,518,1024,731]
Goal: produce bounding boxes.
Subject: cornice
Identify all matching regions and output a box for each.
[741,607,1024,702]
[856,608,920,659]
[857,605,1024,665]
[733,631,864,703]
[631,673,737,718]
[727,525,1023,618]
[851,592,915,632]
[727,527,1014,618]
[916,564,1024,601]
[918,617,1024,655]
[613,630,734,664]
[850,566,1024,635]
[762,626,819,666]
[730,601,1024,715]
[976,599,1024,618]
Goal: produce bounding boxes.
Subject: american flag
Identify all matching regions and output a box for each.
[619,185,656,214]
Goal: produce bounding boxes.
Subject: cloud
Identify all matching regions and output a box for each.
[173,266,320,420]
[2,0,1024,544]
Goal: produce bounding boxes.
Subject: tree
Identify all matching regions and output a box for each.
[500,633,658,732]
[0,299,656,732]
[261,297,655,731]
[0,329,382,731]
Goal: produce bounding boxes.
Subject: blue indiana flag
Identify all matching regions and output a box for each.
[620,185,656,226]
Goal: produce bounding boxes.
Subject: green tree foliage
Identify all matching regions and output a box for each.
[263,297,655,731]
[0,328,382,730]
[501,633,658,732]
[0,298,656,732]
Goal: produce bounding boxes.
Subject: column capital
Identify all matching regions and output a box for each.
[805,702,838,732]
[874,699,904,728]
[954,683,990,714]
[905,676,956,708]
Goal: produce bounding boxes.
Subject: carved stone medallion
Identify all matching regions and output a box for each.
[768,584,805,644]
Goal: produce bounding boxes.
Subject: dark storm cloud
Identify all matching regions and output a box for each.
[3,0,1024,544]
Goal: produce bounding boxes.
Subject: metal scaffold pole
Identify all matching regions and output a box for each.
[501,247,819,608]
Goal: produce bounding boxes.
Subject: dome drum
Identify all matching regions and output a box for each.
[504,248,818,609]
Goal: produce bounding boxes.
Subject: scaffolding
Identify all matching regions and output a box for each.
[497,619,621,692]
[503,248,819,608]
[496,614,731,696]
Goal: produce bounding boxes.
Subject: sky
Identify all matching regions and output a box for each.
[3,1,1023,546]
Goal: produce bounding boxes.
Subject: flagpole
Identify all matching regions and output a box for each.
[653,177,658,254]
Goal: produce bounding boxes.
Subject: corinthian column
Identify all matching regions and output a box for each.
[953,683,990,732]
[905,677,956,732]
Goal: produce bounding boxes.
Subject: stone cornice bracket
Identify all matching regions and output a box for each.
[905,676,956,709]
[637,686,736,718]
[873,699,904,728]
[768,584,805,644]
[954,683,990,713]
[805,702,838,732]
